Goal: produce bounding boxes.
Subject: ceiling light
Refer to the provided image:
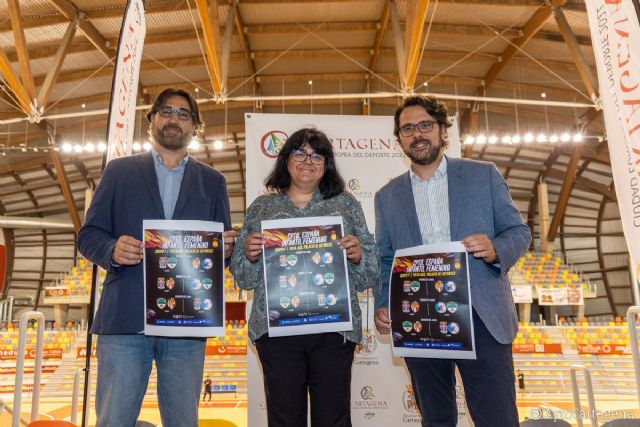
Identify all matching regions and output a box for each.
[572,133,583,142]
[97,142,107,152]
[464,135,475,145]
[143,142,151,151]
[488,135,498,144]
[502,135,512,144]
[524,133,534,143]
[84,143,95,152]
[132,142,141,151]
[188,139,200,150]
[73,144,83,153]
[213,140,224,150]
[512,135,521,144]
[549,134,559,143]
[62,143,73,153]
[561,133,571,142]
[476,135,487,144]
[537,133,547,143]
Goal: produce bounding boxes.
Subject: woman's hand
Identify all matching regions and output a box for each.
[339,235,362,264]
[244,232,266,263]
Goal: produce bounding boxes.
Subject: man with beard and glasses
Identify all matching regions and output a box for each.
[78,88,237,427]
[373,96,530,427]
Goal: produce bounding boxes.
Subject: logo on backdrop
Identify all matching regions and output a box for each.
[402,384,418,413]
[356,329,378,355]
[352,385,389,418]
[360,386,375,400]
[402,384,422,423]
[347,178,373,199]
[261,131,288,158]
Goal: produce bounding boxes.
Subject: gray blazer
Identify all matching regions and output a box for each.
[374,156,531,344]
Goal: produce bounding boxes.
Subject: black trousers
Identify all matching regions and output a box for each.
[255,332,356,427]
[404,312,519,427]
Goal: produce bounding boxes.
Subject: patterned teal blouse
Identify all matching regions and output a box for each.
[230,190,380,344]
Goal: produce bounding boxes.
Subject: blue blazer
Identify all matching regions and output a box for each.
[78,151,232,334]
[374,156,531,344]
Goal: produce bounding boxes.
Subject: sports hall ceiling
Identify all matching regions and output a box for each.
[0,0,633,320]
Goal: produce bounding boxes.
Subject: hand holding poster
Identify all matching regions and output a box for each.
[390,241,475,359]
[143,220,225,337]
[262,216,353,337]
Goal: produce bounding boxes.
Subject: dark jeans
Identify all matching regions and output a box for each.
[404,312,518,427]
[255,332,356,427]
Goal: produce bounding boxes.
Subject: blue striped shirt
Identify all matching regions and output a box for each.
[151,149,188,219]
[409,156,451,245]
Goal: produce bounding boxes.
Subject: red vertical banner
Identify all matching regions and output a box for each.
[105,0,146,164]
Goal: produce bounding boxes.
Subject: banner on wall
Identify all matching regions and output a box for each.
[585,1,640,287]
[536,285,584,306]
[244,113,473,426]
[511,285,533,304]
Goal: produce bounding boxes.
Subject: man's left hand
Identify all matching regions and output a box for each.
[462,234,498,263]
[223,230,238,259]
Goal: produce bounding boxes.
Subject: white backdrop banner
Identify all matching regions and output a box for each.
[585,1,640,284]
[244,112,473,426]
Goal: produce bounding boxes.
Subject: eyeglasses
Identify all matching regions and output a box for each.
[398,120,437,137]
[157,106,193,122]
[291,149,325,165]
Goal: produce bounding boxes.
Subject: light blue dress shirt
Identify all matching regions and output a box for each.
[409,156,451,245]
[151,148,189,219]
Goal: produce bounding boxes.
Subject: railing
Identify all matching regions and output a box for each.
[12,311,45,427]
[71,368,82,425]
[570,365,599,427]
[0,296,14,323]
[0,397,29,426]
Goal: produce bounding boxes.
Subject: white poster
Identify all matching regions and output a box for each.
[585,1,640,286]
[511,285,533,304]
[261,216,353,337]
[244,113,471,426]
[142,220,225,337]
[390,242,475,360]
[106,0,146,162]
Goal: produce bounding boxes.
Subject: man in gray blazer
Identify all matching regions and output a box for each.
[374,96,531,427]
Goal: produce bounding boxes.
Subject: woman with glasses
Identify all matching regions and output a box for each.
[230,128,379,427]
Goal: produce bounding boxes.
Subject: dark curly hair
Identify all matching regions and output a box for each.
[265,127,345,199]
[393,96,452,142]
[146,88,204,136]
